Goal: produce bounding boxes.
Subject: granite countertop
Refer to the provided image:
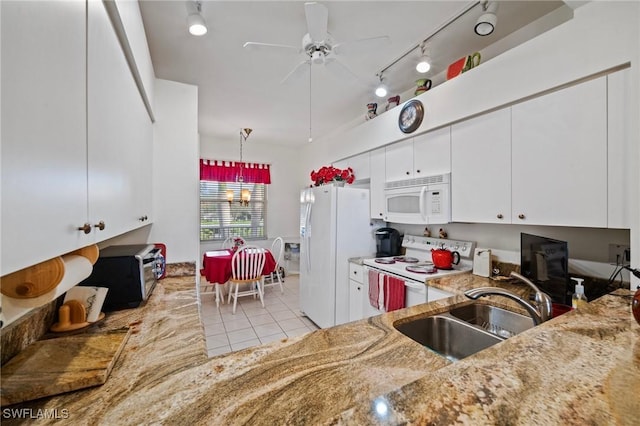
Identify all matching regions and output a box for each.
[3,274,639,425]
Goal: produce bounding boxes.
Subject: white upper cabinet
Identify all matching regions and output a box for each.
[1,1,90,275]
[385,139,414,182]
[369,148,386,219]
[333,152,370,182]
[451,108,512,223]
[413,127,451,178]
[87,0,153,240]
[385,128,451,183]
[607,69,632,229]
[511,77,607,227]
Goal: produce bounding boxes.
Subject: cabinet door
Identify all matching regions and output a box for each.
[607,69,632,229]
[451,108,511,223]
[369,148,386,219]
[1,1,89,275]
[413,127,451,177]
[349,279,364,322]
[511,77,607,227]
[87,0,152,240]
[333,153,370,182]
[385,139,413,182]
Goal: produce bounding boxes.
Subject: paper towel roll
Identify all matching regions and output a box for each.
[1,254,93,327]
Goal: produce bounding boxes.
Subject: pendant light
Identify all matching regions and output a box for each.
[227,128,252,206]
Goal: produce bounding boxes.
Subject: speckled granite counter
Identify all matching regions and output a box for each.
[3,274,638,425]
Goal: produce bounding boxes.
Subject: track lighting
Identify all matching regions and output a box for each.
[475,1,498,36]
[188,1,207,36]
[375,74,388,98]
[415,43,431,73]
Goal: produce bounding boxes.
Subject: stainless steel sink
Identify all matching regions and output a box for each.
[448,303,534,338]
[394,303,535,361]
[394,315,502,362]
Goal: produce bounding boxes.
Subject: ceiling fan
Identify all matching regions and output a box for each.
[243,2,389,84]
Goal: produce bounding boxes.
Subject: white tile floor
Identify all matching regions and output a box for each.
[199,274,319,357]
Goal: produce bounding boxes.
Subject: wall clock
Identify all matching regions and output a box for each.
[398,99,424,134]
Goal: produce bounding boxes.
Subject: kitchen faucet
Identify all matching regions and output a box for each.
[464,272,553,326]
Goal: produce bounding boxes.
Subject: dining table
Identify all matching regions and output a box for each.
[201,248,277,304]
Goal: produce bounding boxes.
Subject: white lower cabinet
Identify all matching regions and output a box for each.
[349,279,364,322]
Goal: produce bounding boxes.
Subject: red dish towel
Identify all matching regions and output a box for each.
[385,276,406,312]
[368,270,379,309]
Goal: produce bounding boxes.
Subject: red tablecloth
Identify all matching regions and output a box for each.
[201,249,277,284]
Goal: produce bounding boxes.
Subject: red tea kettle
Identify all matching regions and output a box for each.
[431,247,460,270]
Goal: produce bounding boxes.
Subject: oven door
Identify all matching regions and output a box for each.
[383,185,428,224]
[364,267,428,316]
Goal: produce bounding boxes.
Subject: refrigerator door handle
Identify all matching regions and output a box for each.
[305,203,312,272]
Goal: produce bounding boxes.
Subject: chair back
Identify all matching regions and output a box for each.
[223,235,246,249]
[271,237,284,267]
[231,246,266,281]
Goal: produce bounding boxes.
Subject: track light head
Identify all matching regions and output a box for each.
[375,74,388,97]
[416,55,431,73]
[187,1,207,36]
[475,1,498,36]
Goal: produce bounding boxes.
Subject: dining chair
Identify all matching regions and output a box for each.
[227,245,266,314]
[263,237,284,294]
[222,235,246,250]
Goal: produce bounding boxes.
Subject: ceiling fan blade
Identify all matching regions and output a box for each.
[325,57,365,85]
[243,42,299,53]
[280,60,311,85]
[304,2,328,43]
[333,35,390,55]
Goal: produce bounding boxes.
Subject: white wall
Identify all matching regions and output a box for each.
[106,79,199,264]
[199,135,303,254]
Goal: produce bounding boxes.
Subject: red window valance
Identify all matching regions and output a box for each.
[200,159,271,184]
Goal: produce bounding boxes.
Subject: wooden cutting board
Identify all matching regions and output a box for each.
[0,256,65,298]
[0,329,130,406]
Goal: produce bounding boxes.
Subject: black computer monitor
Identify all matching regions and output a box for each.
[520,233,569,305]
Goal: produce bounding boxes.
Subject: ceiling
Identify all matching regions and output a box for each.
[139,1,570,147]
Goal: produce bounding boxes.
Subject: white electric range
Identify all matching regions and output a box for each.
[362,234,475,313]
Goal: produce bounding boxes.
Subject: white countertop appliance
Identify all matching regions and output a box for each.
[362,235,475,314]
[299,186,376,328]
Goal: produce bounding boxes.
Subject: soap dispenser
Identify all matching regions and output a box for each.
[571,277,588,309]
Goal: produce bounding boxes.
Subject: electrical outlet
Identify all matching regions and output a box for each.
[608,244,630,265]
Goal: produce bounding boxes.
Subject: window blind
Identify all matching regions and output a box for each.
[200,181,266,241]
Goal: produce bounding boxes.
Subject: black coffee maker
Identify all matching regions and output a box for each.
[375,228,402,257]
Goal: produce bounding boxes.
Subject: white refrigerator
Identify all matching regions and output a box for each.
[299,185,376,328]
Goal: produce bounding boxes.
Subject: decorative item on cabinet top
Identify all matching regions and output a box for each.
[309,166,355,187]
[447,51,481,80]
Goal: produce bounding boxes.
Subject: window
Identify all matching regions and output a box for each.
[200,181,266,241]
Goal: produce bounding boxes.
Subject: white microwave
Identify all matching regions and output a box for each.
[383,174,451,225]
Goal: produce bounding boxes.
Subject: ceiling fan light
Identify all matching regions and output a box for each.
[416,56,431,73]
[188,13,207,36]
[375,84,388,98]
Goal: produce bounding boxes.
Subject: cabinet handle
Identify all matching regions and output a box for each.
[379,212,383,216]
[518,214,525,220]
[94,221,106,231]
[405,171,410,175]
[497,214,503,219]
[416,169,420,174]
[77,223,92,234]
[139,215,148,222]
